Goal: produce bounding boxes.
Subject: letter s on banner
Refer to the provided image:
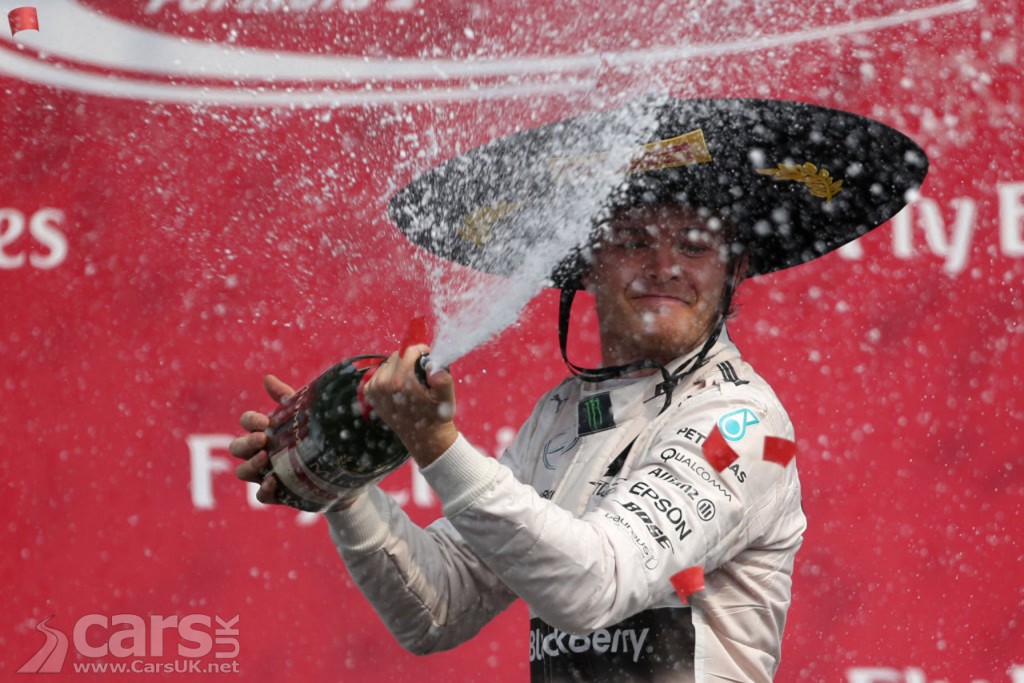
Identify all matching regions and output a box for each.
[0,208,68,269]
[30,209,68,268]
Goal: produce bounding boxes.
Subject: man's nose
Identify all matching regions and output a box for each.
[646,241,682,279]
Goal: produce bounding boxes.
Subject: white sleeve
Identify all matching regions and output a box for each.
[420,388,800,636]
[322,398,554,655]
[325,486,517,654]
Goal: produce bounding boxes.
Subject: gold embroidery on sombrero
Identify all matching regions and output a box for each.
[459,200,524,246]
[546,129,712,185]
[627,129,712,174]
[545,151,609,185]
[756,162,844,202]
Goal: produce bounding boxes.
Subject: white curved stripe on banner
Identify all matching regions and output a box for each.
[0,0,978,106]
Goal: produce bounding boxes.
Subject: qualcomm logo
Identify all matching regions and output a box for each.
[0,0,977,107]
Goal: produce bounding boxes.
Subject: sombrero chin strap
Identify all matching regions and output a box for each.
[557,288,724,414]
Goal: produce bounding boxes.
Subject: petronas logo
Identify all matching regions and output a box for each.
[578,393,615,436]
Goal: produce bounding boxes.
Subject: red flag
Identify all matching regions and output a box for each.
[8,7,38,36]
[670,566,705,604]
[702,425,739,472]
[763,436,797,467]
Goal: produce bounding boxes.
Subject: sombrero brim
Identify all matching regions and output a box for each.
[388,96,928,288]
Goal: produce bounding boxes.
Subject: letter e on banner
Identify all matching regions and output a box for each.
[999,182,1024,256]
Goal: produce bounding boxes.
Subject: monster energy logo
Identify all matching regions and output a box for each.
[577,392,615,436]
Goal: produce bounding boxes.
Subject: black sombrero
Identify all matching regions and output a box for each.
[389,95,928,288]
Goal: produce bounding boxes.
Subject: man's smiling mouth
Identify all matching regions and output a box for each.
[632,293,693,305]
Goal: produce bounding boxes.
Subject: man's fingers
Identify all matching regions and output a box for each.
[400,343,429,364]
[364,352,400,394]
[256,474,280,505]
[229,430,267,459]
[239,410,269,432]
[419,354,456,406]
[228,374,294,507]
[234,452,283,506]
[424,361,454,389]
[235,450,269,483]
[389,345,431,392]
[264,374,295,403]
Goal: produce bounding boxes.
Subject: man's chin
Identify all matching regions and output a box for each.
[640,310,699,334]
[638,318,717,355]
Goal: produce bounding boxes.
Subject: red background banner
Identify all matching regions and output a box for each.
[2,1,1022,681]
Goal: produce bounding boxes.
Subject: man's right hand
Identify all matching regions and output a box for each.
[229,374,295,506]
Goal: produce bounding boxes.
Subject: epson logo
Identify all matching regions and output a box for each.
[627,482,694,543]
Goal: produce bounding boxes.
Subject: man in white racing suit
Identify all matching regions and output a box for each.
[231,98,928,681]
[334,334,802,681]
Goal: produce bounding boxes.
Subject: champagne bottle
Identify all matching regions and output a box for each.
[259,317,431,512]
[262,355,408,512]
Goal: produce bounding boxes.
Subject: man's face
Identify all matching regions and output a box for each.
[583,203,736,367]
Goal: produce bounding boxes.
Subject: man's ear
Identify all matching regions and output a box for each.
[578,247,598,293]
[581,270,595,294]
[724,241,749,284]
[735,254,750,283]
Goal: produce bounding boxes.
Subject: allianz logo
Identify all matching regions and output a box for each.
[529,626,649,664]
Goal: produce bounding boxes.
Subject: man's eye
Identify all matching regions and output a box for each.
[679,242,711,256]
[613,240,649,250]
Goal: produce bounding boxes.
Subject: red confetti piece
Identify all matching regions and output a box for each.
[8,7,38,36]
[670,566,705,604]
[763,436,797,467]
[702,425,738,472]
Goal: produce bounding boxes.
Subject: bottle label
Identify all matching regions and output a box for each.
[271,438,358,512]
